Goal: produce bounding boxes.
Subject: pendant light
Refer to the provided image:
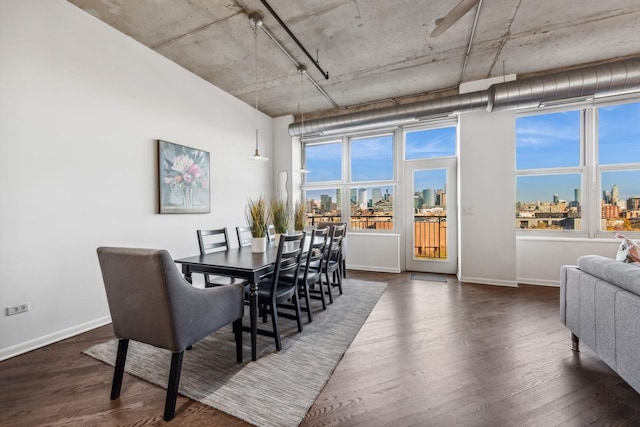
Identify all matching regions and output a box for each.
[295,65,310,173]
[249,13,268,162]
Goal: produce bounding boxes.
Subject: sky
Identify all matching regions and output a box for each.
[516,102,640,202]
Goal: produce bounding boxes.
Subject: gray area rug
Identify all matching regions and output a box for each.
[410,272,448,282]
[83,279,386,427]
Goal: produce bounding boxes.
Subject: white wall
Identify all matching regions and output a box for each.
[272,115,296,206]
[0,0,273,360]
[458,110,517,286]
[516,237,620,286]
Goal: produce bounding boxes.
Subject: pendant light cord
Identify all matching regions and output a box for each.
[254,25,259,152]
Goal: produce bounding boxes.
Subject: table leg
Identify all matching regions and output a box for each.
[183,271,192,284]
[250,282,258,361]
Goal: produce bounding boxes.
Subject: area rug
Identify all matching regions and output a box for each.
[83,279,386,427]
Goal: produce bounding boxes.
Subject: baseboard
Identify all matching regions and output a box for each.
[0,315,112,362]
[346,264,401,273]
[516,277,561,287]
[457,275,518,287]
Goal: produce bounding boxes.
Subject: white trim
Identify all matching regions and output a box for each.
[347,264,401,273]
[457,274,518,287]
[0,315,111,362]
[517,277,561,287]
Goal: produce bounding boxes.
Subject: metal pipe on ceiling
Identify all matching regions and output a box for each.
[289,91,489,137]
[253,14,339,109]
[487,57,640,111]
[259,0,330,79]
[288,57,640,137]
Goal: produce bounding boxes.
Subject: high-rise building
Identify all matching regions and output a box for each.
[321,194,332,213]
[612,184,619,205]
[372,188,382,205]
[628,197,640,211]
[423,188,435,207]
[358,188,367,210]
[574,188,581,204]
[553,194,559,203]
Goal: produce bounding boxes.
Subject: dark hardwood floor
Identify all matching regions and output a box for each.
[2,271,640,426]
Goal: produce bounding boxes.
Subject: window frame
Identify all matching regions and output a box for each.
[516,95,640,238]
[515,106,588,236]
[302,128,398,232]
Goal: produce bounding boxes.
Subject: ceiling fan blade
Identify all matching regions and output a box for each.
[430,0,481,38]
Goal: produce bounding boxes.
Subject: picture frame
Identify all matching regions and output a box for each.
[158,140,210,214]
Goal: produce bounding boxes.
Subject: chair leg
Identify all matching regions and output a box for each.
[293,292,303,332]
[270,303,282,351]
[324,270,334,304]
[111,339,129,400]
[302,283,313,322]
[316,277,327,310]
[335,268,343,295]
[233,318,243,363]
[164,351,184,421]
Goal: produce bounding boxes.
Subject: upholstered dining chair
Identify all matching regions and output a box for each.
[236,226,253,247]
[197,228,248,287]
[96,247,244,421]
[246,232,305,351]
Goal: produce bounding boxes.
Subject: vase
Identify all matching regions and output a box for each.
[252,237,267,253]
[182,186,193,208]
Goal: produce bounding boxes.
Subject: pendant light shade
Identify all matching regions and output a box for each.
[295,66,309,173]
[249,13,268,162]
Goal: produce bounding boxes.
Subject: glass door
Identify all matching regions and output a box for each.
[404,158,457,273]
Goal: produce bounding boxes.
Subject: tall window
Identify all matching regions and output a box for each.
[303,133,395,231]
[598,101,640,231]
[515,99,640,234]
[515,110,582,231]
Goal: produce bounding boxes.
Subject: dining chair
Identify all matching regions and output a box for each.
[96,247,244,421]
[236,226,253,247]
[197,228,248,287]
[321,223,346,302]
[246,231,305,351]
[316,221,348,278]
[281,228,329,321]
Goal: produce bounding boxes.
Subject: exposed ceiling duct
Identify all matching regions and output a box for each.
[288,57,640,137]
[487,57,640,111]
[288,91,489,137]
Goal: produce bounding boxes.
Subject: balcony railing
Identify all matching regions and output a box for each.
[414,216,447,259]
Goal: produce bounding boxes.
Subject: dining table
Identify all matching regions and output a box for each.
[175,244,279,361]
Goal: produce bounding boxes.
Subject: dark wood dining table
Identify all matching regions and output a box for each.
[174,245,279,361]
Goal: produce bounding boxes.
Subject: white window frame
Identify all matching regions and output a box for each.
[302,128,398,232]
[516,94,640,238]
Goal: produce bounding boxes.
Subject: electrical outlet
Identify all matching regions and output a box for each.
[6,302,30,316]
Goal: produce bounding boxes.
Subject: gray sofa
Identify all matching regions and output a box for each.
[560,255,640,394]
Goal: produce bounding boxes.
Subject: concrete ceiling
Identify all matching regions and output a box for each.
[66,0,640,119]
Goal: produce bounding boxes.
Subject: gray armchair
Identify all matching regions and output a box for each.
[96,247,244,421]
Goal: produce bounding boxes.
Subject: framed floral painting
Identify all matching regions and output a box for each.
[158,140,210,214]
